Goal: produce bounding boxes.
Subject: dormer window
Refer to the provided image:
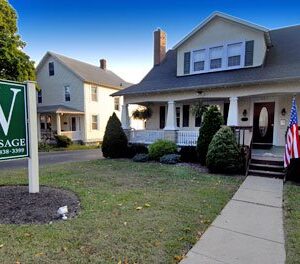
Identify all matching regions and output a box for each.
[209,46,223,69]
[227,42,243,67]
[193,49,206,72]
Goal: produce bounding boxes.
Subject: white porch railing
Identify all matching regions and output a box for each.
[177,131,199,146]
[61,131,82,141]
[130,130,164,144]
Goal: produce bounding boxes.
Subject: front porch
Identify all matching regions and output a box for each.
[37,105,84,142]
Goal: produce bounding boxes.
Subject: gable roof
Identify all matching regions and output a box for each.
[173,12,271,49]
[37,105,84,114]
[113,25,300,96]
[36,52,132,90]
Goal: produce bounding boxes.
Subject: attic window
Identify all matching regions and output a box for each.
[209,46,223,69]
[227,42,242,67]
[193,49,206,72]
[49,62,54,76]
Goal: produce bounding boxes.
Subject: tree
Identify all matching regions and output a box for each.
[102,113,128,158]
[0,0,35,82]
[206,126,243,174]
[197,105,223,165]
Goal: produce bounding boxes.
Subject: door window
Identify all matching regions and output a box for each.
[259,107,268,137]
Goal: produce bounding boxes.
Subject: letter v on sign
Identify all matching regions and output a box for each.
[0,88,21,136]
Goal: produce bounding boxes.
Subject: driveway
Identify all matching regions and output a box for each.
[0,149,103,170]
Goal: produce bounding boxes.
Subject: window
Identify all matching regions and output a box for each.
[114,97,120,111]
[159,106,166,129]
[209,46,223,69]
[227,42,242,67]
[195,115,202,127]
[193,49,206,72]
[40,115,46,130]
[182,105,190,127]
[37,90,42,104]
[49,62,54,76]
[91,115,98,130]
[64,86,70,102]
[91,86,97,101]
[176,107,180,127]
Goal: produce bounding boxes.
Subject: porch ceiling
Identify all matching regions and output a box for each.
[37,105,84,115]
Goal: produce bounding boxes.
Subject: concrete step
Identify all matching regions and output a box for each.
[249,163,284,172]
[251,158,284,166]
[248,169,285,179]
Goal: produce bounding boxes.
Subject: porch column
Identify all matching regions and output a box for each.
[56,113,61,135]
[37,113,41,141]
[227,97,239,126]
[164,101,177,130]
[121,104,130,129]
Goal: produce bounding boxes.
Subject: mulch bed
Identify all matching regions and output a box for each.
[0,186,80,224]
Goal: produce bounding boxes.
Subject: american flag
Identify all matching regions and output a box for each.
[284,97,300,168]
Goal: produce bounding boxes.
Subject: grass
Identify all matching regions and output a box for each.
[0,160,243,263]
[39,143,100,152]
[284,182,300,264]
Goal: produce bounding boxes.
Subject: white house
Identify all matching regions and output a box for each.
[36,52,142,144]
[113,12,300,151]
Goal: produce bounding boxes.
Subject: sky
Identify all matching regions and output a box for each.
[9,0,300,84]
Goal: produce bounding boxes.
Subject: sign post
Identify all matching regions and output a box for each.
[0,80,39,193]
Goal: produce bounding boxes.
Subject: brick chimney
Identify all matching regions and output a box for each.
[154,28,166,66]
[100,59,107,70]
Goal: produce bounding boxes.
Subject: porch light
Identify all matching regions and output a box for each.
[281,108,286,116]
[242,109,247,117]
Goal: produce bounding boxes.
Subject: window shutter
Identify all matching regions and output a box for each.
[244,40,254,66]
[184,52,191,74]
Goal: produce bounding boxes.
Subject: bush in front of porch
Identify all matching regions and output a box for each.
[148,139,177,161]
[197,106,223,165]
[206,126,243,174]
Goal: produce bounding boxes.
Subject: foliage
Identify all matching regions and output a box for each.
[148,139,177,160]
[126,143,148,158]
[55,135,72,148]
[102,113,128,158]
[206,126,243,174]
[132,106,153,120]
[179,146,198,163]
[0,0,35,81]
[132,153,149,162]
[0,159,242,263]
[160,154,181,164]
[191,102,208,119]
[38,141,53,152]
[197,105,224,165]
[284,183,300,264]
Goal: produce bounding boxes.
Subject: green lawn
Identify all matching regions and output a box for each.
[0,160,242,264]
[284,182,300,264]
[39,143,100,152]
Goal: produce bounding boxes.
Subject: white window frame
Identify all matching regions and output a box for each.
[64,85,71,102]
[91,115,99,130]
[114,97,120,111]
[189,40,246,74]
[192,49,207,73]
[91,86,98,102]
[37,90,42,104]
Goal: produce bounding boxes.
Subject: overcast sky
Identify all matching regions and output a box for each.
[10,0,300,83]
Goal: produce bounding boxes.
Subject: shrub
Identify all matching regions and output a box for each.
[132,153,149,162]
[102,113,128,158]
[197,105,223,165]
[55,135,72,148]
[126,143,148,158]
[38,141,52,152]
[160,154,181,164]
[179,146,198,163]
[148,139,177,160]
[206,126,243,174]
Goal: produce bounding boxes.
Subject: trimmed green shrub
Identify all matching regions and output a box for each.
[126,143,148,158]
[55,135,72,148]
[38,141,52,152]
[102,113,128,158]
[179,146,198,163]
[132,153,149,162]
[148,139,177,160]
[197,105,223,165]
[160,154,181,164]
[206,126,243,174]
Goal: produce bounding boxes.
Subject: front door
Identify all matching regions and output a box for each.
[253,102,275,146]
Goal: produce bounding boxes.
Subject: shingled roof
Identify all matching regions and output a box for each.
[113,25,300,96]
[37,52,132,90]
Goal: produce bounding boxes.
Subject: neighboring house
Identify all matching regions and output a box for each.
[113,12,300,149]
[36,52,141,144]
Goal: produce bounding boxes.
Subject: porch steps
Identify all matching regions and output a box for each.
[248,158,285,179]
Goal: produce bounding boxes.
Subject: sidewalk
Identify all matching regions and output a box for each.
[181,176,286,264]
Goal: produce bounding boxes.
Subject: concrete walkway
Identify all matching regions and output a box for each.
[181,176,285,264]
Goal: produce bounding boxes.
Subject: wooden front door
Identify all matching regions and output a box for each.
[253,102,275,145]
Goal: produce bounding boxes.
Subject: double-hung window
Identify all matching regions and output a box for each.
[114,97,120,111]
[209,46,223,69]
[91,115,98,130]
[91,86,97,101]
[37,90,42,104]
[49,62,54,76]
[64,85,71,102]
[227,42,243,67]
[193,49,206,72]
